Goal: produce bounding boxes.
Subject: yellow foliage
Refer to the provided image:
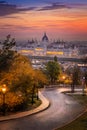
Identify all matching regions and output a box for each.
[0,92,24,108]
[0,53,48,101]
[5,92,23,107]
[32,69,48,85]
[59,73,72,84]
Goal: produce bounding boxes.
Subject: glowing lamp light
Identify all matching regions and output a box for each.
[1,84,7,94]
[62,76,65,80]
[1,84,7,115]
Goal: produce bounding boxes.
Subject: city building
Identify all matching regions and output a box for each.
[17,33,79,57]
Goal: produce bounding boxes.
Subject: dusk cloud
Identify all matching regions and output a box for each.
[0,2,36,16]
[0,1,87,16]
[38,3,70,11]
[38,2,87,11]
[0,24,38,30]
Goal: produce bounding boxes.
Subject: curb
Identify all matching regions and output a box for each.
[0,91,50,122]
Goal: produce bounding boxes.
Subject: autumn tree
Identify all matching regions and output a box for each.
[30,69,48,103]
[9,54,34,100]
[0,36,39,110]
[0,35,48,112]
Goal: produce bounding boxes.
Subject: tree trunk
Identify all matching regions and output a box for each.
[31,84,35,105]
[71,83,75,93]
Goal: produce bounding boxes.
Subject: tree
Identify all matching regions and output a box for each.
[83,70,87,88]
[0,35,16,72]
[9,54,34,98]
[83,56,87,64]
[54,56,57,62]
[45,61,61,84]
[2,34,16,54]
[71,66,81,92]
[0,35,48,113]
[30,69,48,103]
[0,36,34,105]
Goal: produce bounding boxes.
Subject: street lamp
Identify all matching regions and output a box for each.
[1,84,7,116]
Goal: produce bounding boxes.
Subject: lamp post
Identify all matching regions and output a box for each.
[36,86,39,100]
[1,84,7,116]
[82,77,85,96]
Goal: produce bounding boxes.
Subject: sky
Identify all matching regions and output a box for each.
[0,0,87,41]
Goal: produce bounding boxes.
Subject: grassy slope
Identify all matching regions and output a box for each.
[57,112,87,130]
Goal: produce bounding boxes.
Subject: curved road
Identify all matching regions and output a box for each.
[0,88,85,130]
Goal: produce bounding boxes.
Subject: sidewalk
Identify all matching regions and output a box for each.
[58,88,87,95]
[58,86,87,97]
[0,91,50,122]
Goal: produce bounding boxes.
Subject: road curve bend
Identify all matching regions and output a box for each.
[0,88,85,130]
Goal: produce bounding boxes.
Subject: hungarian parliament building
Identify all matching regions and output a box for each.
[17,33,79,57]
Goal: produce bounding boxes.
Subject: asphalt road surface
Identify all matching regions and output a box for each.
[0,88,85,130]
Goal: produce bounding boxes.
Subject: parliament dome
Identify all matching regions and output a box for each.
[42,32,49,42]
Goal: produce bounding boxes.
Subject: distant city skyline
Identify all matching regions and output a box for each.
[0,0,87,41]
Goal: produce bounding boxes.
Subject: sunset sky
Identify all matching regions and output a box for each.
[0,0,87,41]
